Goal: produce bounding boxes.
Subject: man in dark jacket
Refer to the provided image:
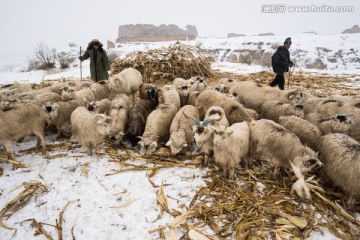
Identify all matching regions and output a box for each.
[79,39,110,82]
[270,37,294,90]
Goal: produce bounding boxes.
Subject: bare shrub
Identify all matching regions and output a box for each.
[107,51,119,65]
[30,42,57,70]
[57,51,75,69]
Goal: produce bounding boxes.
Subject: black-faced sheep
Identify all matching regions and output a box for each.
[70,107,112,156]
[139,83,159,103]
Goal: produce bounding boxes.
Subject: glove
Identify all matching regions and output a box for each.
[79,56,83,61]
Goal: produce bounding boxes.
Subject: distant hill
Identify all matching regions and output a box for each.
[227,33,246,38]
[117,24,198,43]
[342,25,360,34]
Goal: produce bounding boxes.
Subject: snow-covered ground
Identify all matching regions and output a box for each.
[1,34,360,240]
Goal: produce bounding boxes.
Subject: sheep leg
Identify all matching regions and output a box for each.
[3,141,15,160]
[34,131,47,154]
[222,165,227,178]
[347,197,356,210]
[229,166,235,180]
[95,145,100,155]
[203,153,209,167]
[273,166,280,178]
[85,143,93,156]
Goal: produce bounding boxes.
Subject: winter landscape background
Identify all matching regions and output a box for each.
[0,32,360,239]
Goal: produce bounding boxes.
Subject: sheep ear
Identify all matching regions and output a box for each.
[137,136,143,140]
[165,140,172,146]
[202,120,209,127]
[194,118,200,126]
[119,132,125,136]
[225,130,233,137]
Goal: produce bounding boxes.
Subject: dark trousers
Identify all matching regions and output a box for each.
[269,74,285,90]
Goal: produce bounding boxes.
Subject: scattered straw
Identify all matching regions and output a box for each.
[0,181,48,231]
[56,200,78,240]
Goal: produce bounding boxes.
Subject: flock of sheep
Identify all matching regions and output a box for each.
[1,67,360,209]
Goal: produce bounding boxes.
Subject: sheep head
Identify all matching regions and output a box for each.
[193,119,211,147]
[166,130,187,155]
[96,114,112,136]
[138,137,157,156]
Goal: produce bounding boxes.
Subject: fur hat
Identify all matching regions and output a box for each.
[89,39,103,46]
[284,37,292,44]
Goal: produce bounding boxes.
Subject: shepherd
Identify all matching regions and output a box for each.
[79,39,110,82]
[269,37,294,90]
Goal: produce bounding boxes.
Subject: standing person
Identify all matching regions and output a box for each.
[269,37,294,90]
[79,39,110,82]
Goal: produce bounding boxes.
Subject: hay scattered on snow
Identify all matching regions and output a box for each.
[111,42,215,83]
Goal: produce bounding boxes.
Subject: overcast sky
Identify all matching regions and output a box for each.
[1,0,359,53]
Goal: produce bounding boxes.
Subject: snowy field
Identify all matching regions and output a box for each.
[1,34,360,240]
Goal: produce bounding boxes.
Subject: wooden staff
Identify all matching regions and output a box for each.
[80,46,83,81]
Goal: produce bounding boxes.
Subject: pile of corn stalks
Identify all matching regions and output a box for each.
[111,42,215,83]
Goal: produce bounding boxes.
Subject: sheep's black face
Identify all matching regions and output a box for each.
[45,105,53,113]
[336,115,347,123]
[126,130,141,147]
[148,87,158,103]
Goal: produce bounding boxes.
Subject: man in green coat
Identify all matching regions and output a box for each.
[79,39,110,82]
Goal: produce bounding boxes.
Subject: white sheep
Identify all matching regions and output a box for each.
[61,87,96,102]
[260,100,304,123]
[166,105,199,155]
[319,133,360,209]
[71,107,112,156]
[108,68,142,99]
[278,116,323,152]
[195,89,253,124]
[249,119,321,199]
[218,78,239,89]
[305,112,353,136]
[138,84,180,155]
[87,99,112,114]
[0,102,50,161]
[229,81,305,113]
[213,122,250,179]
[108,95,130,144]
[90,80,112,100]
